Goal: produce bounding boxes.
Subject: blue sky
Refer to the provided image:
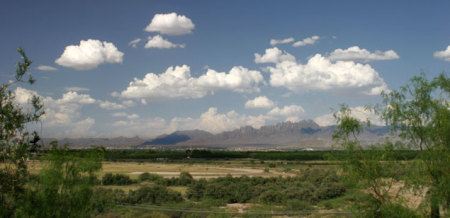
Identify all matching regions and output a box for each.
[1,0,449,138]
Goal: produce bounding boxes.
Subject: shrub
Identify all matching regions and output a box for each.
[178,172,194,185]
[285,199,312,211]
[138,172,164,183]
[127,185,183,205]
[259,189,286,204]
[102,173,134,185]
[315,182,346,201]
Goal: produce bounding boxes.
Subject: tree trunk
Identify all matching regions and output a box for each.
[430,189,440,218]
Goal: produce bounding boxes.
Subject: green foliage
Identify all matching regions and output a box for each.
[285,199,313,211]
[0,48,44,217]
[332,104,403,205]
[126,185,183,205]
[16,142,104,217]
[137,172,165,183]
[186,169,345,205]
[378,72,449,217]
[102,173,135,185]
[178,171,194,185]
[333,73,449,217]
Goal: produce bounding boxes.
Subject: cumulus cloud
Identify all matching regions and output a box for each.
[268,105,305,117]
[267,52,389,95]
[128,38,141,48]
[64,117,96,138]
[119,65,264,101]
[314,106,384,126]
[121,100,136,107]
[112,112,140,120]
[270,37,294,46]
[245,96,275,109]
[145,12,195,35]
[328,46,399,62]
[55,39,124,70]
[65,87,90,92]
[109,117,168,138]
[433,45,450,62]
[14,87,95,126]
[293,36,320,47]
[169,107,268,133]
[144,35,185,49]
[98,100,126,110]
[36,65,57,71]
[254,47,295,64]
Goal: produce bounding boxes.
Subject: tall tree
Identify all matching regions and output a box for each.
[333,73,449,217]
[0,48,44,216]
[378,73,449,217]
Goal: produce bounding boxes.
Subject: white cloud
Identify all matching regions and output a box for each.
[293,35,320,47]
[145,12,195,35]
[254,47,295,64]
[112,112,139,120]
[128,38,141,48]
[64,117,96,138]
[65,87,90,92]
[112,112,127,117]
[433,45,450,62]
[121,100,136,107]
[98,100,126,110]
[170,107,268,133]
[55,39,124,70]
[314,106,383,126]
[144,35,185,49]
[110,117,168,138]
[36,65,57,71]
[14,87,38,105]
[14,87,96,126]
[268,52,389,96]
[245,96,275,109]
[268,105,305,117]
[14,87,141,138]
[119,65,264,101]
[270,37,294,46]
[328,46,399,62]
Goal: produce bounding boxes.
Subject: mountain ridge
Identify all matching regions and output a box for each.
[43,120,389,149]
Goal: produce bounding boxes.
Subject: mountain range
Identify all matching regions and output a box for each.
[45,120,390,150]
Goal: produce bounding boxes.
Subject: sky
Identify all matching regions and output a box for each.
[1,0,449,138]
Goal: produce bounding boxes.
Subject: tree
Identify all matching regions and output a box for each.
[332,104,406,216]
[0,48,44,216]
[1,49,105,217]
[16,142,104,218]
[333,73,449,217]
[378,73,449,217]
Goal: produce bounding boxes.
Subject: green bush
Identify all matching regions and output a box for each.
[179,171,194,185]
[127,185,183,205]
[315,182,346,201]
[138,172,164,183]
[285,199,312,211]
[259,189,286,204]
[15,144,104,218]
[102,173,134,185]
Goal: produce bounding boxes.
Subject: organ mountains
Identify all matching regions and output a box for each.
[49,120,389,149]
[140,120,389,150]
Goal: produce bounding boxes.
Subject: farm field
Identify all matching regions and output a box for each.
[95,159,352,217]
[13,149,432,217]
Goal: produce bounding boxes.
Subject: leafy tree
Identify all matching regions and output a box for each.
[0,48,44,217]
[377,73,449,217]
[1,49,105,217]
[16,142,104,217]
[333,73,449,217]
